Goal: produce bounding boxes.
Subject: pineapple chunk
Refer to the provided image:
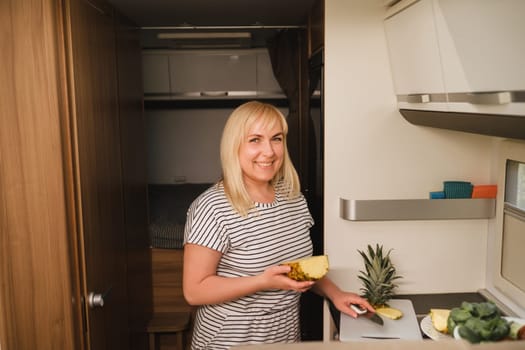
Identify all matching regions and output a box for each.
[282,255,329,281]
[375,306,403,320]
[430,309,450,333]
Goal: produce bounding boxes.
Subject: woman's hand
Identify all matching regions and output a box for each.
[260,265,315,293]
[183,244,315,305]
[310,277,375,318]
[331,291,375,318]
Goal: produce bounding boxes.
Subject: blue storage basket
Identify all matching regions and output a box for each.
[429,191,446,199]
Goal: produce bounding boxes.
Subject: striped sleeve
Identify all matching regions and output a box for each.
[184,188,230,253]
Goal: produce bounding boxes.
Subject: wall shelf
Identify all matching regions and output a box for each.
[339,198,496,221]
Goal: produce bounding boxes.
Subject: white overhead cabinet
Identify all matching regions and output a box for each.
[384,0,447,111]
[384,0,525,116]
[169,51,257,98]
[142,49,283,100]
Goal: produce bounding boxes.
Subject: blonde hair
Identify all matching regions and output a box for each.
[220,101,301,216]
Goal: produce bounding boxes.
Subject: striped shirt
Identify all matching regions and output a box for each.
[184,181,314,350]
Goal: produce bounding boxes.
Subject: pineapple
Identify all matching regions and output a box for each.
[375,306,404,320]
[358,244,403,319]
[282,255,329,281]
[430,309,451,333]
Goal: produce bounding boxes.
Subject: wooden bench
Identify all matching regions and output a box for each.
[146,312,192,350]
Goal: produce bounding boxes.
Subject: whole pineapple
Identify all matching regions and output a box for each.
[358,244,403,319]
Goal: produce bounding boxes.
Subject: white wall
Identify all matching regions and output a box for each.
[324,0,496,299]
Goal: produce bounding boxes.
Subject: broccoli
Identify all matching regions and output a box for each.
[448,301,510,343]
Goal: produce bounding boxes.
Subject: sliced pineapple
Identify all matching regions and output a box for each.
[375,306,403,320]
[282,255,329,281]
[430,309,450,333]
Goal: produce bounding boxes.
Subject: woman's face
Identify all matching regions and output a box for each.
[239,118,284,187]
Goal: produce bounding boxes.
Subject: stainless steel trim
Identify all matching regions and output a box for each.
[398,90,525,105]
[339,198,496,221]
[200,91,228,97]
[397,93,447,103]
[467,91,512,105]
[144,91,259,99]
[406,94,430,103]
[141,25,306,30]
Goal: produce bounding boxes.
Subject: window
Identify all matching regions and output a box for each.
[501,160,525,300]
[505,160,525,210]
[489,142,525,316]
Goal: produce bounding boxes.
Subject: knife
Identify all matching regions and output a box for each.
[364,311,384,326]
[351,304,384,326]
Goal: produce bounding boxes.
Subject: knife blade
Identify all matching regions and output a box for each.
[350,304,384,326]
[364,311,384,326]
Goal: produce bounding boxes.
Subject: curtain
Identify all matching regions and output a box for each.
[267,29,309,173]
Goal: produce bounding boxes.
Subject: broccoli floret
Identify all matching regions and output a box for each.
[452,301,510,343]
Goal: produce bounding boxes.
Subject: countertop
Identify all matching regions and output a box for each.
[329,292,487,339]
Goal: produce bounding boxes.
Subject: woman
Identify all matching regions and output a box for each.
[183,101,373,349]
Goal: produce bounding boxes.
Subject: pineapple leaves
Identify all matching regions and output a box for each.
[357,244,402,307]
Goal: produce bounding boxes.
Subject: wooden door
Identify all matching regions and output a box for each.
[67,0,130,348]
[1,0,148,348]
[0,0,82,348]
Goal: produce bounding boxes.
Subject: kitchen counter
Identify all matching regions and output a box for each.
[231,293,525,350]
[395,292,487,339]
[232,339,525,350]
[329,292,488,339]
[394,292,487,318]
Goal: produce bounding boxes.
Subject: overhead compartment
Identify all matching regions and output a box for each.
[384,0,525,140]
[142,48,284,101]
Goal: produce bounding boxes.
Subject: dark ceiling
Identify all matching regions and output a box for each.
[107,0,316,27]
[106,0,317,49]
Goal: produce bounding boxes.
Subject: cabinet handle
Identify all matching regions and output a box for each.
[406,94,430,103]
[466,91,512,105]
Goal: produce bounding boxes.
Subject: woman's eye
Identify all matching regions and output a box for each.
[272,136,283,142]
[249,137,260,143]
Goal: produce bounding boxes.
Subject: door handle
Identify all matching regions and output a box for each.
[87,286,113,309]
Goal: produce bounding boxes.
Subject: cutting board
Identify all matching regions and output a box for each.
[339,299,422,341]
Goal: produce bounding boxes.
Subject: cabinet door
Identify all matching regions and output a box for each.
[142,53,170,94]
[1,0,80,348]
[434,0,525,115]
[436,0,525,93]
[70,0,130,348]
[169,51,257,96]
[384,0,447,111]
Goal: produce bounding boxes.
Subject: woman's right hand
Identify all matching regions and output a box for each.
[260,265,315,293]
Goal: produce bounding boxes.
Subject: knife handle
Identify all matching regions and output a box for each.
[350,304,368,315]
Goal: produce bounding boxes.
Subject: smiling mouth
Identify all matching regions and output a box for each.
[256,161,273,167]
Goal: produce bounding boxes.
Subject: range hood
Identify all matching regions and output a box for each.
[384,0,525,140]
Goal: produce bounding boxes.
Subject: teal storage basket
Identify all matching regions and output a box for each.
[443,181,473,198]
